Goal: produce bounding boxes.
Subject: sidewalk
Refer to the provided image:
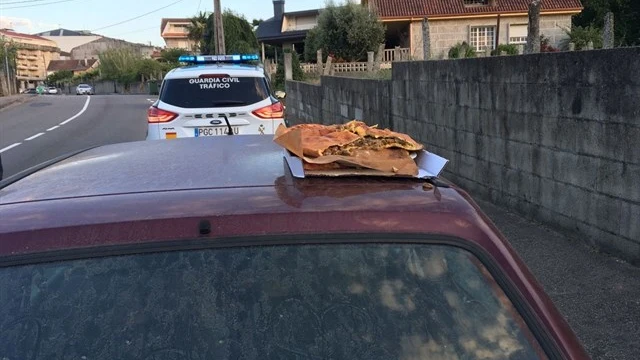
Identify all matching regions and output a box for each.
[477,199,640,360]
[0,94,36,110]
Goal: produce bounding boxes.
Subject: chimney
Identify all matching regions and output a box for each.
[273,0,285,19]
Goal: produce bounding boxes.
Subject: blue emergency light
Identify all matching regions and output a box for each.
[178,54,260,64]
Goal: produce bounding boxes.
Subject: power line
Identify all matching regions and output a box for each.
[1,0,58,5]
[0,0,79,9]
[112,25,158,37]
[91,0,184,32]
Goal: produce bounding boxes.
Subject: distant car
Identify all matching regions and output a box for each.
[47,87,59,95]
[146,54,286,140]
[76,83,93,95]
[0,136,590,359]
[21,88,37,94]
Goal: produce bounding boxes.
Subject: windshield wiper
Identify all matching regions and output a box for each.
[219,114,234,136]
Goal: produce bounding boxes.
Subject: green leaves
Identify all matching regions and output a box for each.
[46,70,73,85]
[307,1,385,62]
[562,25,603,50]
[187,10,259,55]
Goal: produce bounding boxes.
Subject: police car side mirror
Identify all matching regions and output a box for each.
[275,91,286,100]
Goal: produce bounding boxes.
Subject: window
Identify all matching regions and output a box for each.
[509,24,528,44]
[159,76,270,108]
[1,243,548,359]
[464,0,489,5]
[470,26,496,51]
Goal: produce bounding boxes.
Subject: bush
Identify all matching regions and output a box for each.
[491,44,519,56]
[448,42,476,58]
[273,50,305,91]
[540,35,560,52]
[561,25,603,50]
[306,1,385,62]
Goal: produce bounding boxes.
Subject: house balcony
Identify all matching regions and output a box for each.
[383,48,410,62]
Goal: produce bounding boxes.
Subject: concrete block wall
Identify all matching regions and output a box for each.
[286,76,393,130]
[286,47,640,264]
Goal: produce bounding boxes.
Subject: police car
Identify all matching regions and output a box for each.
[146,54,286,140]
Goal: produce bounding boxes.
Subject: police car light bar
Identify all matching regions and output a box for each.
[178,54,260,64]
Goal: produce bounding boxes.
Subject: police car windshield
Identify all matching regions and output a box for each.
[159,76,270,108]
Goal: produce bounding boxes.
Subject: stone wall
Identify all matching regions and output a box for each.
[285,47,640,264]
[410,14,573,60]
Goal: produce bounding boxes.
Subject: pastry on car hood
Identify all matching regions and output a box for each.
[276,120,424,158]
[274,120,424,176]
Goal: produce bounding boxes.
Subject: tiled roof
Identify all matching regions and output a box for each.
[47,59,98,72]
[0,29,52,42]
[368,0,583,18]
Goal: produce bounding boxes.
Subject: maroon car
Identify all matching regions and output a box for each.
[0,135,588,359]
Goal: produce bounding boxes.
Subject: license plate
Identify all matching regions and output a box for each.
[194,127,239,137]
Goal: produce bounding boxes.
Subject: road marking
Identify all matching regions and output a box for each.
[25,132,45,141]
[59,95,91,125]
[147,98,157,103]
[0,143,21,153]
[47,125,59,131]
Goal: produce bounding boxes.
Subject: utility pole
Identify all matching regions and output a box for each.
[213,0,226,54]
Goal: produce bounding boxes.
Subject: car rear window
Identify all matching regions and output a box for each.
[0,243,548,359]
[159,75,270,108]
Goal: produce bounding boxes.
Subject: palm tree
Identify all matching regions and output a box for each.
[186,12,210,53]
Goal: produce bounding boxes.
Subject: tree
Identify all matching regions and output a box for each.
[203,11,259,54]
[46,70,73,85]
[98,48,142,89]
[189,11,259,55]
[252,18,262,31]
[306,1,385,62]
[273,50,305,90]
[160,48,187,64]
[186,12,210,52]
[573,0,640,46]
[304,27,321,62]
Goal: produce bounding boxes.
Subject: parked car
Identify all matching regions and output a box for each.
[47,86,59,95]
[21,88,37,94]
[147,54,285,140]
[76,83,94,95]
[0,136,590,359]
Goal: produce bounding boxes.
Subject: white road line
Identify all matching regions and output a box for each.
[59,95,91,125]
[47,125,59,131]
[0,143,22,153]
[25,132,45,141]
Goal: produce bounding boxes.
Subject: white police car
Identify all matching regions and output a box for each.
[146,54,286,140]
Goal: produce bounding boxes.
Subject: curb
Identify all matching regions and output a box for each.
[0,95,37,111]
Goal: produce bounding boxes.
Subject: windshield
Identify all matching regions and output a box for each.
[159,76,270,108]
[0,244,546,359]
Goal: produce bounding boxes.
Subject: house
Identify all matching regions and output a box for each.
[46,59,99,77]
[70,38,158,60]
[35,28,102,54]
[160,18,196,51]
[256,0,321,60]
[363,0,584,60]
[0,29,60,89]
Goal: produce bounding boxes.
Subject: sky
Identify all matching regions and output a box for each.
[0,0,333,47]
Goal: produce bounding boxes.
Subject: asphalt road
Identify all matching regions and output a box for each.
[0,94,151,179]
[0,94,638,359]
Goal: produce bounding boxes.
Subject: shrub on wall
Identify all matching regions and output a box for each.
[448,42,476,59]
[491,44,519,56]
